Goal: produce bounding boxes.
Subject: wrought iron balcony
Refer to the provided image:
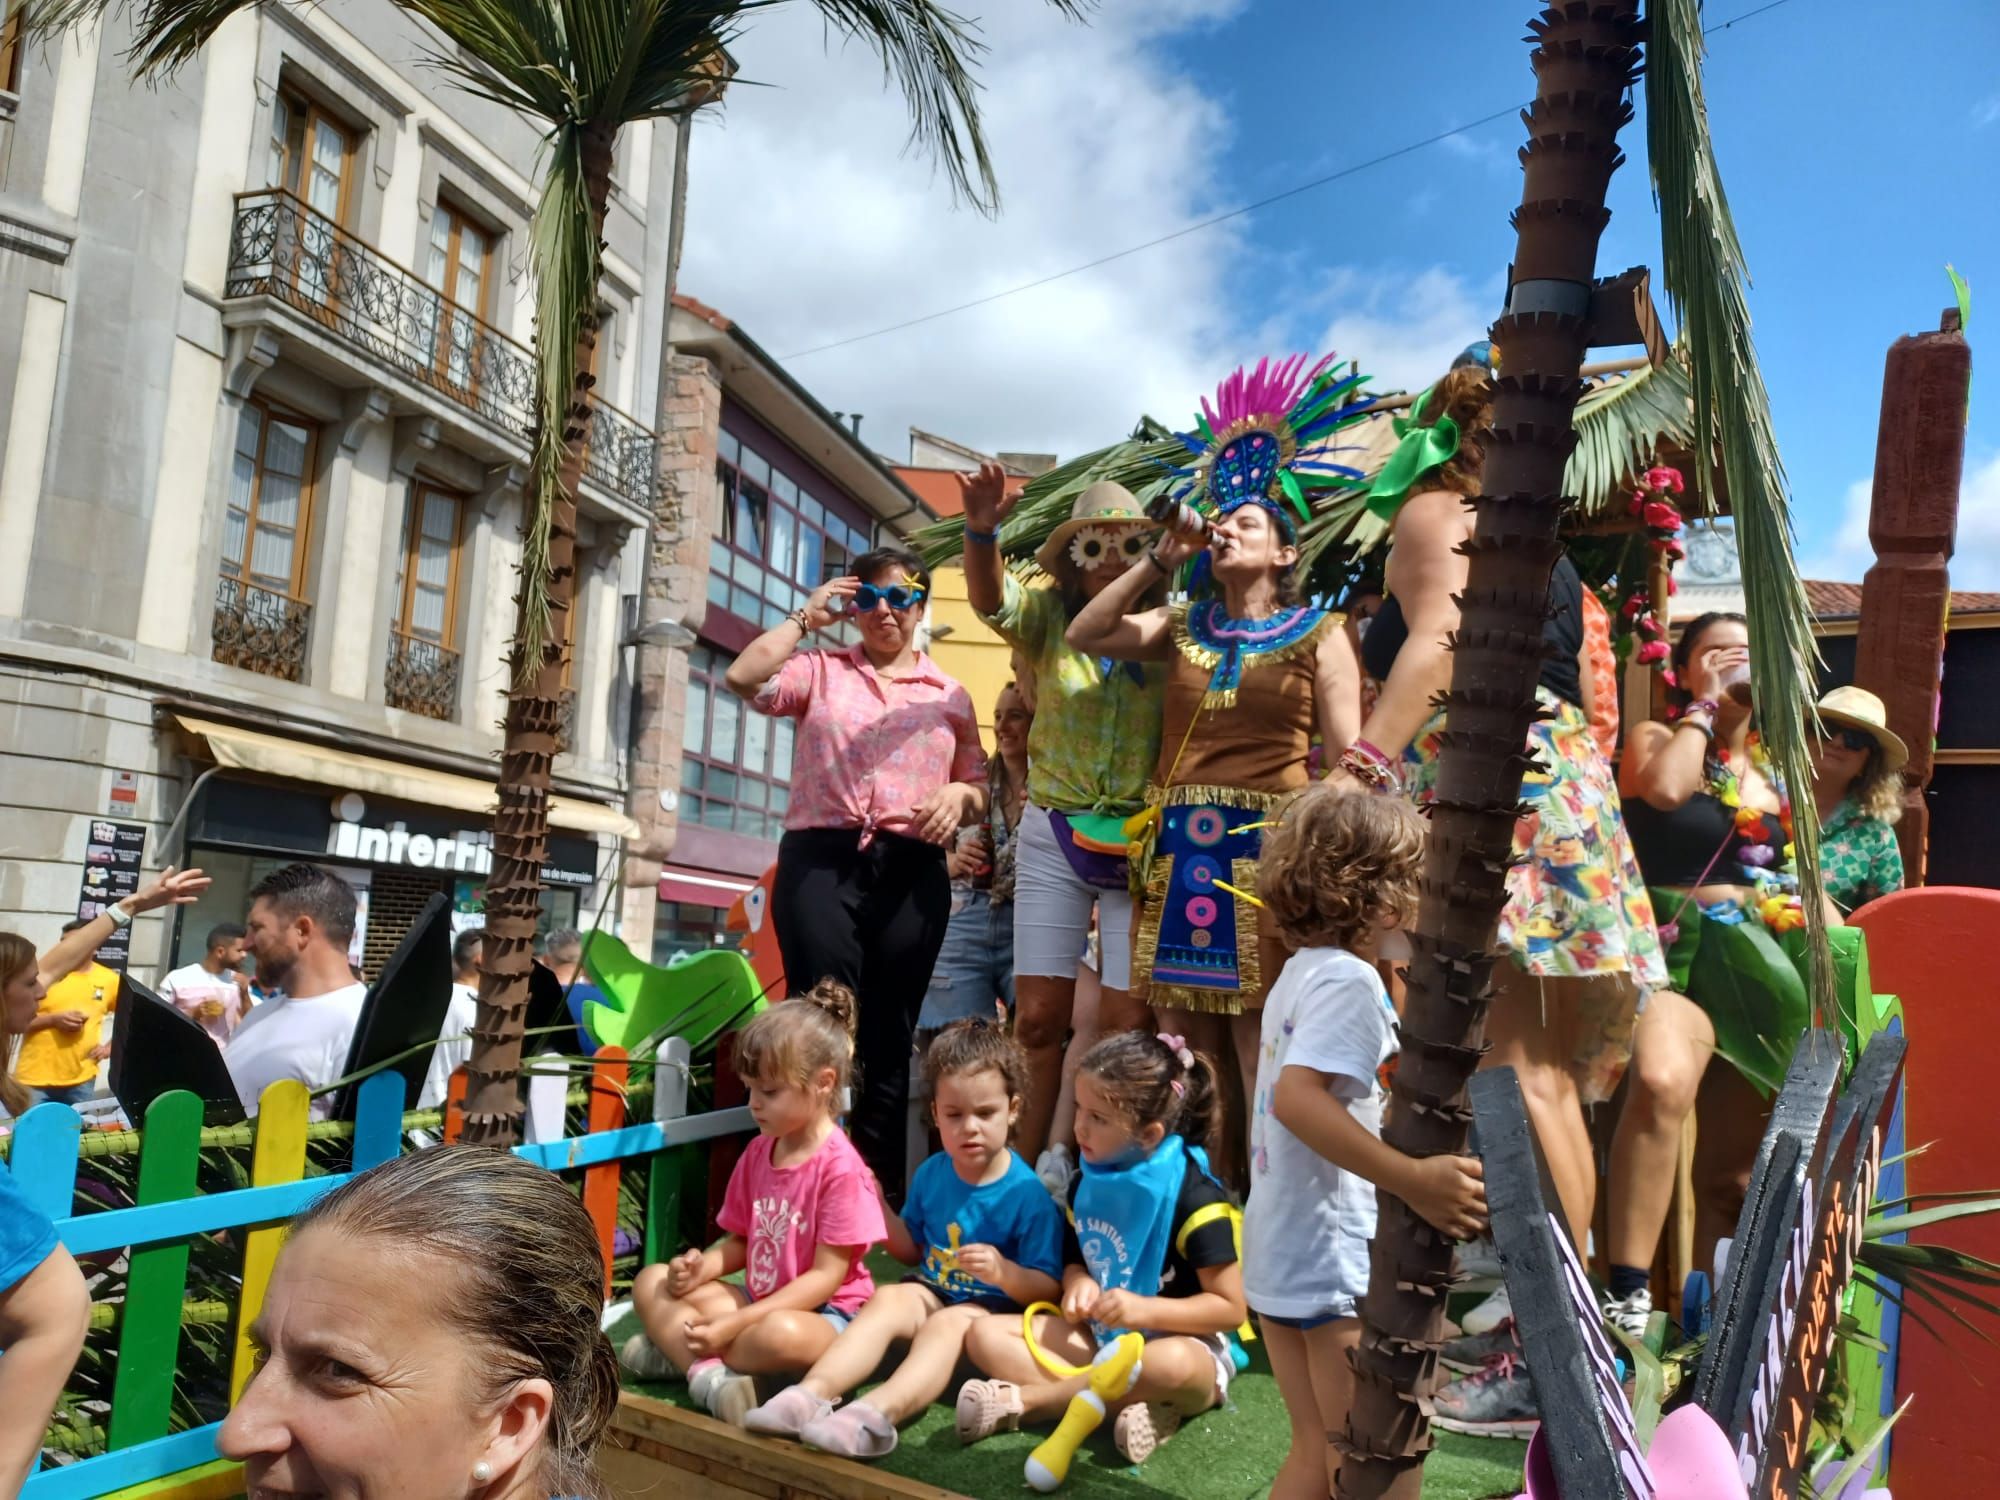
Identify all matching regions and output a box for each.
[385,631,462,720]
[225,189,657,509]
[213,576,311,682]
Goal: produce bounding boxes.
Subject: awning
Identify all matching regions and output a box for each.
[658,865,754,906]
[173,714,641,839]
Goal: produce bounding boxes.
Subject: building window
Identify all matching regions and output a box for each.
[651,901,731,966]
[214,400,318,681]
[707,427,874,640]
[385,485,465,719]
[679,644,795,843]
[266,88,357,310]
[1,0,23,95]
[423,198,494,393]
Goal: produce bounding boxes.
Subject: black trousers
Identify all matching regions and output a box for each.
[771,827,951,1202]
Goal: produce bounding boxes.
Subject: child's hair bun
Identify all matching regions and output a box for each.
[800,977,859,1037]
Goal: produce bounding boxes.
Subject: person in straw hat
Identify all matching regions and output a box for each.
[1807,685,1908,915]
[957,466,1168,1178]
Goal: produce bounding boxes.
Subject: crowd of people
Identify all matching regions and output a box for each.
[0,353,1916,1498]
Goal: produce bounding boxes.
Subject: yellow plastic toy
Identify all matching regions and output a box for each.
[1023,1329,1144,1492]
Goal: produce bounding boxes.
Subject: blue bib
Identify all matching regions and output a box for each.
[1072,1135,1216,1340]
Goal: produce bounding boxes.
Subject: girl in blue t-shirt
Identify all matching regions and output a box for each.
[957,1031,1248,1468]
[744,1020,1064,1459]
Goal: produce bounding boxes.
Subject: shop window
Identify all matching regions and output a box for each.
[386,485,467,719]
[652,900,730,965]
[707,426,874,642]
[214,399,320,682]
[677,645,795,842]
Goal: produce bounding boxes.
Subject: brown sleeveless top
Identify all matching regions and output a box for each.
[1153,601,1336,799]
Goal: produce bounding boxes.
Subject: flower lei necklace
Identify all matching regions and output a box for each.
[1706,731,1804,933]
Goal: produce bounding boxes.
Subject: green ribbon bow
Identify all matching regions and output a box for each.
[1363,386,1461,520]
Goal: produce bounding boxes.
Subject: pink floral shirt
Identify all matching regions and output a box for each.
[755,645,987,845]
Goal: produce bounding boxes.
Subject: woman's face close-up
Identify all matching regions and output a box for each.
[5,960,44,1033]
[219,1228,541,1500]
[1209,504,1296,586]
[1809,729,1871,797]
[852,566,924,657]
[993,689,1032,757]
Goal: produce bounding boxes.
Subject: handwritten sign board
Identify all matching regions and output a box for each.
[77,819,146,970]
[1691,1029,1844,1426]
[1469,1068,1657,1498]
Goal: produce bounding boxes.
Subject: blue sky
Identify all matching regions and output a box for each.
[681,0,2000,583]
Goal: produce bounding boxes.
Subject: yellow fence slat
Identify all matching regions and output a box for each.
[229,1080,311,1400]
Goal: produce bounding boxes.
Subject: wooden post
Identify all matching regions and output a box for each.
[1853,310,1972,883]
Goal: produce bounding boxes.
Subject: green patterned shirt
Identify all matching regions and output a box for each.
[1819,798,1905,915]
[982,573,1165,816]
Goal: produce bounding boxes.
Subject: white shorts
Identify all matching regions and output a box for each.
[1012,803,1134,991]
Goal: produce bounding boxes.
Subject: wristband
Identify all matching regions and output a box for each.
[106,902,134,930]
[1336,741,1399,793]
[1145,549,1173,576]
[787,607,812,634]
[964,525,998,545]
[1682,698,1719,718]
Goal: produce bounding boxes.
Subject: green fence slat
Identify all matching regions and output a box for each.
[643,1142,703,1266]
[108,1091,204,1450]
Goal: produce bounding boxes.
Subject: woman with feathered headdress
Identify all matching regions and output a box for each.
[1066,355,1369,1175]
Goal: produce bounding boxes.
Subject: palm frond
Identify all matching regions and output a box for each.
[1648,0,1832,1006]
[1566,357,1699,516]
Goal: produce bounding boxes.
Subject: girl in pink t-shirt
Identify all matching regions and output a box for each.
[626,982,887,1425]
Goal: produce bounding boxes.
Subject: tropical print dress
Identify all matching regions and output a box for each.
[1402,689,1668,1103]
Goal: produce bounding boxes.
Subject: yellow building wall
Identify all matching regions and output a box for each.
[927,564,1016,750]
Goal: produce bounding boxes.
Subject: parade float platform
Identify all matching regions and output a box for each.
[605,1309,1530,1500]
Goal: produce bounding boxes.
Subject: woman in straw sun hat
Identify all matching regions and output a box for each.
[1807,684,1908,915]
[957,466,1168,1175]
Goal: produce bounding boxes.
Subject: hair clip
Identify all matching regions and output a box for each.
[1156,1032,1196,1069]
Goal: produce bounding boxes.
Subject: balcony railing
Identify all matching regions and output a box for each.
[225,190,657,509]
[213,576,311,682]
[385,631,462,720]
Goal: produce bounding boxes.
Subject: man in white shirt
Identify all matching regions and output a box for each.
[224,864,367,1119]
[420,926,483,1111]
[157,922,253,1045]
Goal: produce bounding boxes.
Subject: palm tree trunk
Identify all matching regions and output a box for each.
[463,118,618,1147]
[1335,6,1641,1495]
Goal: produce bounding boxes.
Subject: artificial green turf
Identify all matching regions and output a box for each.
[608,1295,1525,1500]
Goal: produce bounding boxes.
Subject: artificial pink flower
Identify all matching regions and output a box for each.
[1666,540,1687,562]
[1661,667,1678,688]
[1622,592,1650,619]
[1638,614,1665,638]
[1637,640,1670,665]
[1645,465,1685,494]
[1642,499,1683,531]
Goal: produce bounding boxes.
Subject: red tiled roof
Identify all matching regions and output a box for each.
[890,466,1028,521]
[1806,579,2000,619]
[672,293,731,331]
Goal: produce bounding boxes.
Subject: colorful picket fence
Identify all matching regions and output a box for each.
[4,1037,751,1500]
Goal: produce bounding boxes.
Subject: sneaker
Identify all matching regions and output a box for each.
[744,1383,832,1438]
[1459,1283,1512,1336]
[1036,1144,1076,1197]
[1439,1317,1521,1374]
[620,1332,677,1380]
[1455,1237,1505,1284]
[686,1357,726,1406]
[1602,1286,1654,1344]
[705,1371,760,1428]
[1113,1401,1181,1464]
[1430,1355,1540,1439]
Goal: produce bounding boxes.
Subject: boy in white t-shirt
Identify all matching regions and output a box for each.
[1241,786,1487,1500]
[158,922,253,1045]
[224,864,367,1120]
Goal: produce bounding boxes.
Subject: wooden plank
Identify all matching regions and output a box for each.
[584,1047,630,1299]
[350,1070,404,1170]
[8,1098,83,1217]
[230,1080,312,1401]
[612,1394,970,1500]
[108,1091,204,1450]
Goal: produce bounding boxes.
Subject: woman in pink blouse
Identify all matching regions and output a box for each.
[726,545,989,1202]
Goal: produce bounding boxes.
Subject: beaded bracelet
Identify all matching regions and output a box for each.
[1336,741,1399,793]
[787,607,813,634]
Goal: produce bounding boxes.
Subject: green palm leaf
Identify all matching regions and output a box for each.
[1648,0,1833,1005]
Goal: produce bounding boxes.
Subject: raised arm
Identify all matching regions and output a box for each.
[957,462,1018,619]
[724,576,853,701]
[1619,646,1735,809]
[1066,535,1196,661]
[39,867,210,987]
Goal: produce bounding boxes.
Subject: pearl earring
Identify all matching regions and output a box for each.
[472,1461,493,1484]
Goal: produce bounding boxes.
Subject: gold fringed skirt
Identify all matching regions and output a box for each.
[1131,784,1284,1016]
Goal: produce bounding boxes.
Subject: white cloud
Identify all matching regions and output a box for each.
[1797,452,2000,590]
[676,0,1252,461]
[1311,265,1501,393]
[1975,93,2000,128]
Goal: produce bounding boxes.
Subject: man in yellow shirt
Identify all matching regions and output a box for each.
[15,919,119,1107]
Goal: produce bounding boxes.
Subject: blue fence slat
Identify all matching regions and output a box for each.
[351,1072,404,1170]
[22,1421,221,1498]
[8,1102,83,1218]
[56,1175,342,1258]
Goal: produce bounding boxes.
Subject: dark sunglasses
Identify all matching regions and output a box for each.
[1814,726,1875,754]
[852,583,926,613]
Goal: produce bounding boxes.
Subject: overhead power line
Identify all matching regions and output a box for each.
[778,0,1796,362]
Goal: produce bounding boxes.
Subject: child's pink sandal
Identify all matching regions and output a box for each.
[743,1384,832,1439]
[800,1401,899,1459]
[1113,1401,1182,1464]
[955,1379,1024,1445]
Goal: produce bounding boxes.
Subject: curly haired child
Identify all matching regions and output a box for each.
[623,981,886,1425]
[743,1020,1064,1458]
[1244,785,1486,1499]
[956,1031,1246,1467]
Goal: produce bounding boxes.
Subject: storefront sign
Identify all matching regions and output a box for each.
[1470,1067,1657,1498]
[323,817,597,887]
[79,820,146,970]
